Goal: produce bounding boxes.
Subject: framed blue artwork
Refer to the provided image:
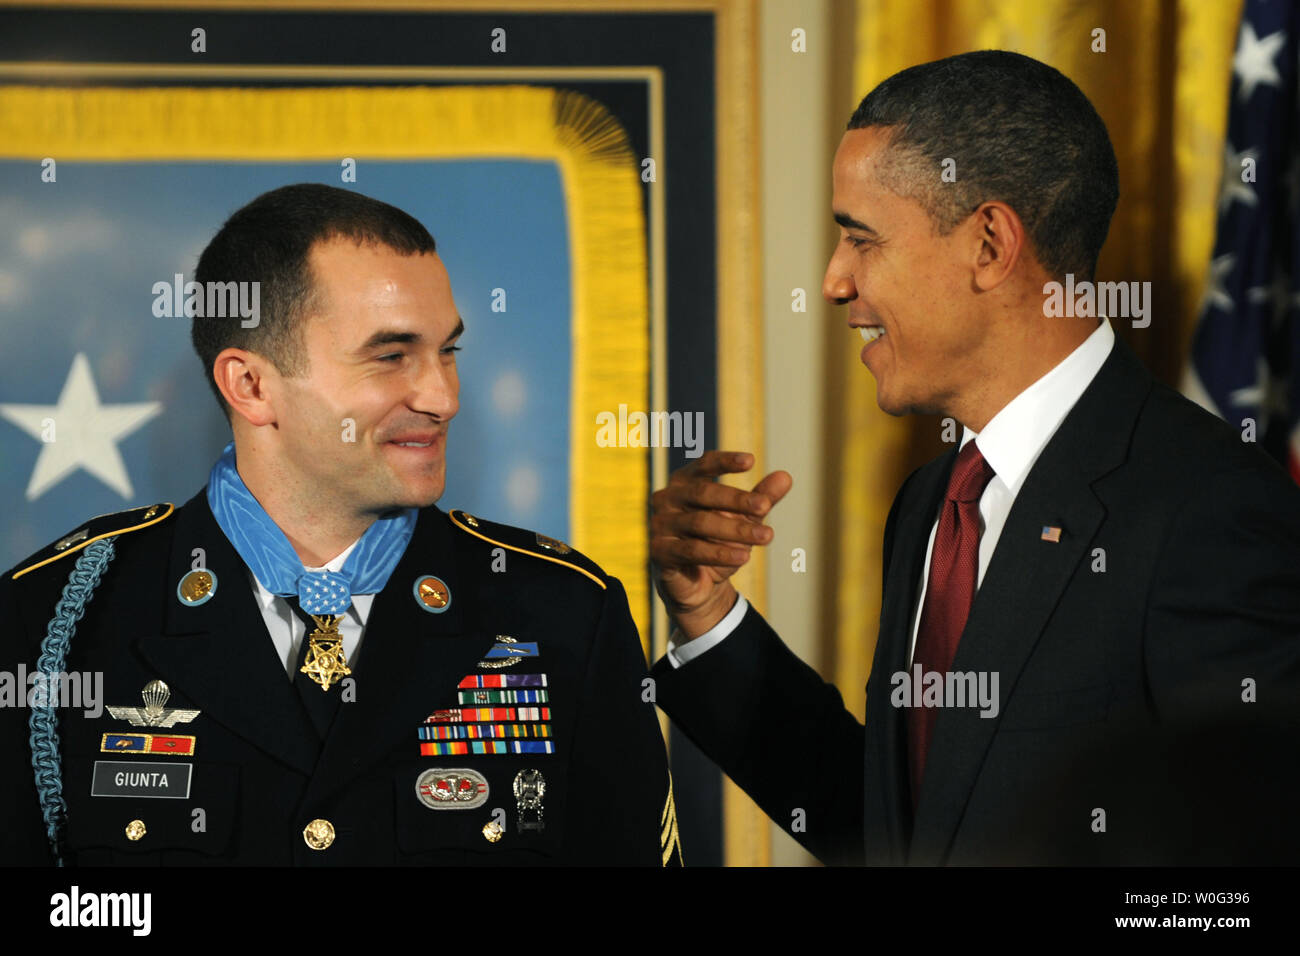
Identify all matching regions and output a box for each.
[0,0,757,866]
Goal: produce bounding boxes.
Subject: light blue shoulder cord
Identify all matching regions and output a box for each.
[28,537,118,866]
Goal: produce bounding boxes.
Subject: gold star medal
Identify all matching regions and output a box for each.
[299,614,351,691]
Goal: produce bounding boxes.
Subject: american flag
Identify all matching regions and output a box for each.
[1183,0,1300,483]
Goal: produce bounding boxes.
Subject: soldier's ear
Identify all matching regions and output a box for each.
[214,348,278,427]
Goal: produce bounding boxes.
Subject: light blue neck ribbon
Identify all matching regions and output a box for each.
[206,442,417,614]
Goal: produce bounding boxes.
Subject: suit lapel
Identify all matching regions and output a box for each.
[908,336,1152,863]
[138,492,320,776]
[865,451,952,863]
[303,506,497,806]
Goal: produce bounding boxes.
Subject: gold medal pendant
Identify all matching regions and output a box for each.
[299,614,351,691]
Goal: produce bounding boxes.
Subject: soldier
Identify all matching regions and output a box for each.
[0,183,681,866]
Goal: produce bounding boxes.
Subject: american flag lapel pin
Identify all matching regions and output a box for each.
[1041,525,1062,543]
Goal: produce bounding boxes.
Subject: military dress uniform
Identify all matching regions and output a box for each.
[0,491,683,866]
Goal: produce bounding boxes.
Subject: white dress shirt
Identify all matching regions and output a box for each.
[247,537,378,679]
[665,318,1116,669]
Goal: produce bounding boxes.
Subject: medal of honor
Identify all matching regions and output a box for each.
[299,614,352,690]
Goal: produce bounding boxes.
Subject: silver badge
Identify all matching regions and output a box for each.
[478,635,523,669]
[415,768,490,810]
[513,768,546,832]
[107,680,201,728]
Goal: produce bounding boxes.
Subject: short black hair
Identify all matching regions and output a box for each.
[192,183,437,417]
[847,50,1119,281]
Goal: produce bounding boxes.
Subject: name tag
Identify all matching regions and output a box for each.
[91,760,193,799]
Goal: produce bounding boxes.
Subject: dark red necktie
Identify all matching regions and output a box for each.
[907,439,995,808]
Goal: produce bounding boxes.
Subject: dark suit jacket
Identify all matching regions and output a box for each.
[654,336,1300,865]
[1,493,681,866]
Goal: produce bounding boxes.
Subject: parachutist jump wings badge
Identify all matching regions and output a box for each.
[107,679,201,728]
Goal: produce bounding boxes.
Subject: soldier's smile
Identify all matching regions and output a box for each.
[383,432,445,461]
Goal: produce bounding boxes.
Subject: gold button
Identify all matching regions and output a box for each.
[464,514,479,528]
[142,504,159,520]
[303,818,336,850]
[482,821,504,843]
[125,819,146,842]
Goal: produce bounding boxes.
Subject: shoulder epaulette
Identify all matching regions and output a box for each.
[10,502,174,581]
[447,509,607,590]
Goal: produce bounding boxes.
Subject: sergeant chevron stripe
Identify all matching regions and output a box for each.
[661,776,683,866]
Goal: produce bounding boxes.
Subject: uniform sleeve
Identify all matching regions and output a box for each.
[1144,464,1300,717]
[564,576,681,865]
[0,571,57,865]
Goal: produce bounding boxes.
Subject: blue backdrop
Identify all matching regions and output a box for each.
[0,160,571,570]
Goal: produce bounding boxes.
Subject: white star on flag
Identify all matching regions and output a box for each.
[1229,357,1289,434]
[1233,21,1285,102]
[1247,273,1300,330]
[1218,141,1259,214]
[1201,254,1237,314]
[0,352,162,500]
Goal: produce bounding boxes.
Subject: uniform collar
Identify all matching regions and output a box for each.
[248,536,376,625]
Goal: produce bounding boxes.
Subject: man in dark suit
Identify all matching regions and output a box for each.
[0,184,680,866]
[648,51,1300,865]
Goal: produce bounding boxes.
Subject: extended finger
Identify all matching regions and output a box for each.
[676,478,773,517]
[750,470,794,509]
[650,534,752,570]
[672,450,755,483]
[652,509,773,546]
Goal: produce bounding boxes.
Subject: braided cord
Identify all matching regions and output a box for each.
[28,537,118,866]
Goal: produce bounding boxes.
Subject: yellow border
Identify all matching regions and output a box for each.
[0,83,649,640]
[710,0,768,869]
[11,503,175,580]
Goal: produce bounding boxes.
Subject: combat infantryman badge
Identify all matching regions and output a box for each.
[299,614,351,690]
[107,680,200,728]
[478,636,538,669]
